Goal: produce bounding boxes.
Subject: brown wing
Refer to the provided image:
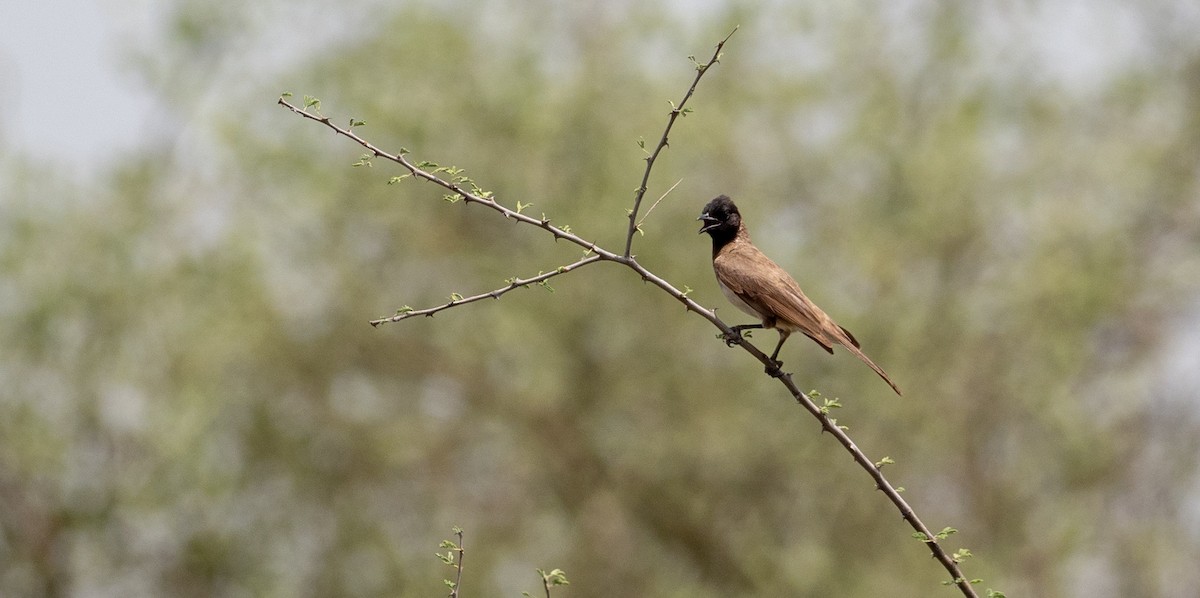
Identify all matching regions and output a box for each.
[714,238,903,396]
[714,241,849,351]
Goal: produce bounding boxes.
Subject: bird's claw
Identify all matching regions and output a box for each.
[721,330,744,346]
[765,359,786,378]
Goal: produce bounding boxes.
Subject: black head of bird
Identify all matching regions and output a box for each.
[697,194,741,245]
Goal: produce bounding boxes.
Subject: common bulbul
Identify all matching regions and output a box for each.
[698,195,902,395]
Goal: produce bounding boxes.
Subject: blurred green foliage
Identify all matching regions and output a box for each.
[3,1,1200,597]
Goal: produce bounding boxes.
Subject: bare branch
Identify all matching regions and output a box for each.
[369,255,603,326]
[278,97,620,261]
[623,26,737,258]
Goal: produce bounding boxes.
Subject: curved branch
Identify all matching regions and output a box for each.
[369,254,603,326]
[278,97,620,261]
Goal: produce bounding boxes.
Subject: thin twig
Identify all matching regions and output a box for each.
[278,97,620,261]
[369,255,603,326]
[623,26,737,258]
[452,528,464,598]
[634,178,683,233]
[537,568,568,598]
[440,527,465,598]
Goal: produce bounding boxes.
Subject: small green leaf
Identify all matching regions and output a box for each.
[416,160,439,169]
[561,224,571,234]
[397,306,414,315]
[516,201,531,214]
[538,568,569,586]
[912,532,929,542]
[281,91,293,98]
[875,456,895,468]
[443,194,461,203]
[936,527,958,540]
[303,95,321,110]
[349,118,366,128]
[388,174,411,185]
[681,285,692,297]
[449,293,464,302]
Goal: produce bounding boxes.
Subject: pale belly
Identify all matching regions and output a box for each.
[718,278,764,321]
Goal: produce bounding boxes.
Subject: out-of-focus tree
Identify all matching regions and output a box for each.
[2,1,1199,596]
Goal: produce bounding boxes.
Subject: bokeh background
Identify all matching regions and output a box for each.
[3,1,1200,596]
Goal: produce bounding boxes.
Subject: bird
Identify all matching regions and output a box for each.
[698,195,902,395]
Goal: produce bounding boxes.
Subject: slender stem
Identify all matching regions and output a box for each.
[623,27,737,258]
[278,98,620,261]
[452,528,464,598]
[369,255,603,326]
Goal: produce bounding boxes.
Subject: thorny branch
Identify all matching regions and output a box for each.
[279,29,985,598]
[624,26,737,258]
[368,254,603,326]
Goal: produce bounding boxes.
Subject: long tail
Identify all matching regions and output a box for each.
[845,344,902,396]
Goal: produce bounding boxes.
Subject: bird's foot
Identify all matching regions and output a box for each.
[765,359,786,378]
[721,330,745,346]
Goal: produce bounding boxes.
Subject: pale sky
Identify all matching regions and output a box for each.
[0,0,161,178]
[0,0,1170,180]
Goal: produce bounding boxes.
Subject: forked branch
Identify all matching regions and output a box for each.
[624,26,737,258]
[279,29,986,598]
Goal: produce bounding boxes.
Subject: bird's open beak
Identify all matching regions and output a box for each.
[698,213,720,234]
